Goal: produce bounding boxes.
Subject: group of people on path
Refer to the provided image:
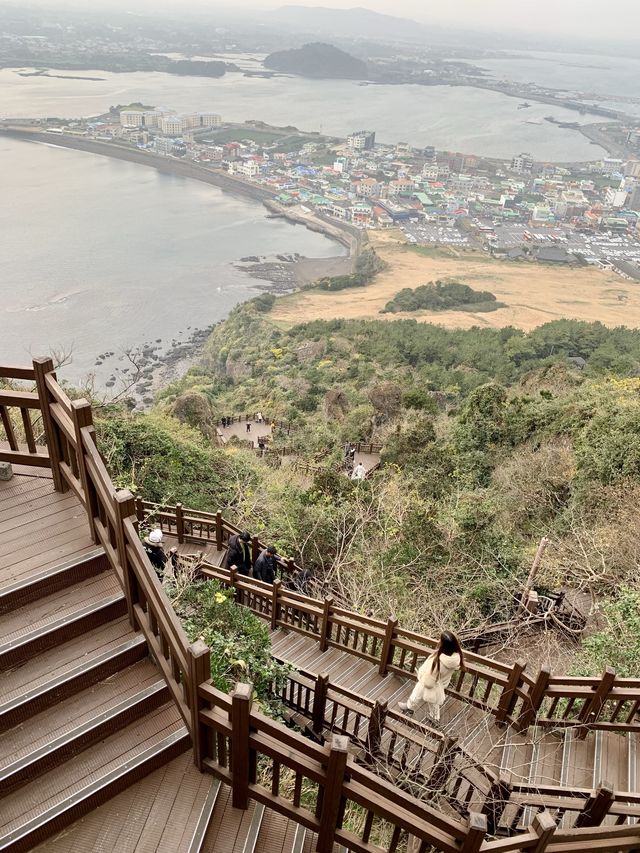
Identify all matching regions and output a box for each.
[144,528,461,726]
[224,530,312,591]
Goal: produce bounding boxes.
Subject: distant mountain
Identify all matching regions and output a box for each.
[269,5,428,41]
[264,42,368,80]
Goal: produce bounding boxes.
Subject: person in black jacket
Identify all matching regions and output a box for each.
[253,545,278,584]
[224,530,252,575]
[143,529,177,580]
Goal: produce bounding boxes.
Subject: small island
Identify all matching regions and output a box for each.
[263,42,368,80]
[382,280,505,313]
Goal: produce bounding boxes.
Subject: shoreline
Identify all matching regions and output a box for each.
[1,128,356,407]
[0,129,357,268]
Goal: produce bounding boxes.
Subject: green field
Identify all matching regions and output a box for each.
[207,128,291,145]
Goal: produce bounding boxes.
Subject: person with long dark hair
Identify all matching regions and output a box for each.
[399,631,463,721]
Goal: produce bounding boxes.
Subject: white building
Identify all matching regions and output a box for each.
[182,112,222,130]
[511,153,534,174]
[154,137,175,155]
[160,115,184,136]
[347,130,376,151]
[119,110,145,127]
[229,160,261,178]
[605,186,628,208]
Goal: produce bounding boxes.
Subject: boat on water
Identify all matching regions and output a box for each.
[517,102,532,109]
[526,118,543,125]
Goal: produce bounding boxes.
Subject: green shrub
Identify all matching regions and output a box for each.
[169,579,290,713]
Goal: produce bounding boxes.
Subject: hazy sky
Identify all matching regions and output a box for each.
[26,0,640,41]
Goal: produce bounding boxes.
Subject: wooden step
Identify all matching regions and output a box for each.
[0,572,125,670]
[187,779,223,853]
[0,620,146,731]
[0,671,169,795]
[0,547,106,614]
[30,751,215,852]
[0,704,189,852]
[198,784,256,853]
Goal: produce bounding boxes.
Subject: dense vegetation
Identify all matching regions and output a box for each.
[382,280,504,313]
[87,303,640,676]
[264,42,368,80]
[317,248,385,291]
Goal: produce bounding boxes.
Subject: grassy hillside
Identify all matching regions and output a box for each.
[127,301,640,667]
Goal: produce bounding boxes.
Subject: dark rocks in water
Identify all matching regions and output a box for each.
[105,380,115,388]
[155,338,162,343]
[143,395,154,405]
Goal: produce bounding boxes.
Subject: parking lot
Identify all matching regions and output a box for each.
[401,222,471,247]
[401,217,640,270]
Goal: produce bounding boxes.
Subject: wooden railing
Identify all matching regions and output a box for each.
[8,357,640,852]
[0,359,50,471]
[197,562,640,741]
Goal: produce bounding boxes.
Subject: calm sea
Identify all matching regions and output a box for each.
[0,67,607,161]
[0,136,343,386]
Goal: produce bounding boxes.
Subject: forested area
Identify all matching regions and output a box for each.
[94,301,640,675]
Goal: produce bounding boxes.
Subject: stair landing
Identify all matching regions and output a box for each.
[0,470,96,590]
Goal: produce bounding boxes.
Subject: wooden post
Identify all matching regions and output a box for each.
[229,567,239,602]
[188,640,211,770]
[531,811,556,853]
[482,772,512,836]
[251,536,259,566]
[32,356,65,493]
[495,659,526,726]
[379,616,398,676]
[114,489,138,629]
[574,782,614,827]
[231,683,253,809]
[271,578,281,630]
[366,699,387,759]
[317,736,349,853]
[461,813,487,853]
[175,502,185,544]
[319,596,333,652]
[286,558,295,579]
[577,667,616,739]
[216,511,223,551]
[520,537,549,612]
[515,666,550,732]
[135,497,145,523]
[312,672,329,735]
[427,736,457,792]
[70,399,98,544]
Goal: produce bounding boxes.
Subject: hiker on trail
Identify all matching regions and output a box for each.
[253,545,278,584]
[352,462,366,480]
[399,631,463,722]
[256,411,264,424]
[143,529,177,580]
[287,567,313,595]
[224,530,253,575]
[246,421,251,433]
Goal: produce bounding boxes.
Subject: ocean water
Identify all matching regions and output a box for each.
[0,136,343,386]
[0,67,606,161]
[475,50,640,99]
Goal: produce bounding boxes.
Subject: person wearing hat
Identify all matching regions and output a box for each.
[143,528,177,579]
[253,545,278,584]
[224,530,253,575]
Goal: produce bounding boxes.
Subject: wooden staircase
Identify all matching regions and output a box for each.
[0,547,189,851]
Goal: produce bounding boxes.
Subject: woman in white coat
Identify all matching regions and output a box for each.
[399,631,463,722]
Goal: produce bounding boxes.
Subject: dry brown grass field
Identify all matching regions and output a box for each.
[272,231,640,331]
